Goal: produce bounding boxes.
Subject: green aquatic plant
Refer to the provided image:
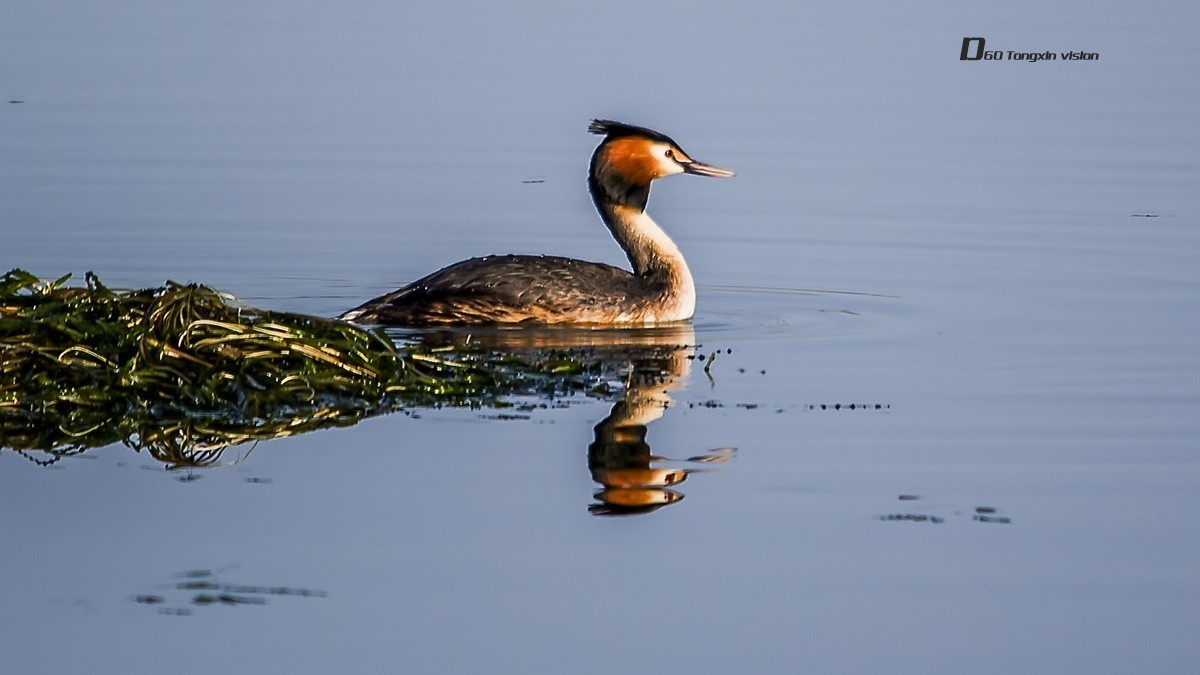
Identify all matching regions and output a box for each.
[0,269,603,466]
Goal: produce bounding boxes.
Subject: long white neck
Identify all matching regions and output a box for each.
[597,201,696,320]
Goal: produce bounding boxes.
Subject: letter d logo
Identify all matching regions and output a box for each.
[960,37,985,60]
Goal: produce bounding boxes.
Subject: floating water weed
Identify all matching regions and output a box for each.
[0,270,601,465]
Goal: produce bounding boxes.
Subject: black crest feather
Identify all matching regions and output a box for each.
[588,119,678,146]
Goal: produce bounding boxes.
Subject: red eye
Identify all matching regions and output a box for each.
[665,149,675,159]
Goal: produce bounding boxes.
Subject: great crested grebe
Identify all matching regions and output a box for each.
[339,119,733,326]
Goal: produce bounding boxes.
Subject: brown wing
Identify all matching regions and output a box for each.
[340,255,647,325]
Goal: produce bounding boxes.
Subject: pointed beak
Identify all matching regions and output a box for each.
[681,160,735,178]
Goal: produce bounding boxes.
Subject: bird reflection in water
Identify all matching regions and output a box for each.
[403,323,734,516]
[589,409,736,516]
[5,323,733,516]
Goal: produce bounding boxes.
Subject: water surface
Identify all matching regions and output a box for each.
[2,2,1199,673]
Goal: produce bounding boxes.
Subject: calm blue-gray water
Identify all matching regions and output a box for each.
[3,1,1198,673]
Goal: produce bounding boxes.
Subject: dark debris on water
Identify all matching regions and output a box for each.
[134,567,328,616]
